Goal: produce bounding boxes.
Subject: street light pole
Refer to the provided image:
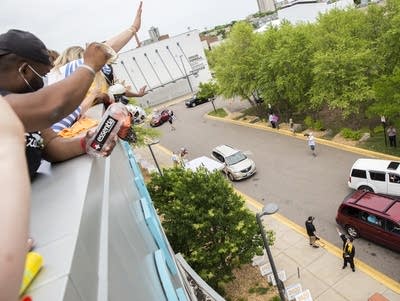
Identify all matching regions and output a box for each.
[256,204,286,301]
[146,140,163,176]
[381,116,387,147]
[179,55,193,93]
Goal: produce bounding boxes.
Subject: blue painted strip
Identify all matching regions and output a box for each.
[154,250,179,301]
[176,288,188,301]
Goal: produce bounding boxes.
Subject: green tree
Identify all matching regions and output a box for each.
[208,22,260,106]
[369,67,400,119]
[309,9,378,118]
[257,22,315,120]
[197,81,219,100]
[147,167,265,291]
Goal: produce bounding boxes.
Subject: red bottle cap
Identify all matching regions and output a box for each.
[21,296,32,301]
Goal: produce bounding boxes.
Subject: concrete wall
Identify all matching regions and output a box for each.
[27,106,190,300]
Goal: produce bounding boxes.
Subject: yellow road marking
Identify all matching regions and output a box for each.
[154,139,400,293]
[236,190,400,294]
[206,115,400,161]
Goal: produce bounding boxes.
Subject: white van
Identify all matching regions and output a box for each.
[348,158,400,196]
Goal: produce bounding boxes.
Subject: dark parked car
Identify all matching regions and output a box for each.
[185,94,209,107]
[150,109,172,127]
[336,190,400,252]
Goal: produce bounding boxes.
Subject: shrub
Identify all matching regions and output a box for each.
[340,128,362,140]
[304,116,324,130]
[314,119,324,131]
[304,116,314,129]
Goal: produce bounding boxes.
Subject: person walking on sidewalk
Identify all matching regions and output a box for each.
[171,151,180,167]
[336,228,356,272]
[305,216,319,248]
[179,147,188,167]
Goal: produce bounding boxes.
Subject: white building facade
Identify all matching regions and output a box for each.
[113,30,212,108]
[257,0,276,12]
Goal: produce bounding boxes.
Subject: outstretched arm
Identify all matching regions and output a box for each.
[5,43,110,132]
[105,1,143,52]
[0,98,30,301]
[125,85,147,98]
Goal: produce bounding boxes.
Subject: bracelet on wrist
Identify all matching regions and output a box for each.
[79,64,96,76]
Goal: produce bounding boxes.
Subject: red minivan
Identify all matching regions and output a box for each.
[336,190,400,253]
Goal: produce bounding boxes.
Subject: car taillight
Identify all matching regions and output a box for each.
[348,176,351,183]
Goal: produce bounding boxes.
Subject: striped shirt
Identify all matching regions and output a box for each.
[49,59,110,133]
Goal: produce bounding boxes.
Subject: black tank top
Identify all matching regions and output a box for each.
[0,89,43,179]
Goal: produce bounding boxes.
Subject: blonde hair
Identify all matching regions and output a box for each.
[52,46,84,71]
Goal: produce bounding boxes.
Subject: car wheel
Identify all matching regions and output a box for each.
[345,225,360,238]
[358,185,373,192]
[192,103,196,107]
[228,173,235,181]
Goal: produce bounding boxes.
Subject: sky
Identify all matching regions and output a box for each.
[1,0,259,53]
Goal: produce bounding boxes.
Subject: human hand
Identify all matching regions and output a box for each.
[130,1,143,33]
[83,42,111,72]
[84,130,117,157]
[137,85,147,97]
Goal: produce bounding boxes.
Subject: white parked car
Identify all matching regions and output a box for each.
[348,158,400,196]
[211,144,256,181]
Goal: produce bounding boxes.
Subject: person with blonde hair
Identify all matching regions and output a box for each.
[53,46,84,70]
[49,1,145,133]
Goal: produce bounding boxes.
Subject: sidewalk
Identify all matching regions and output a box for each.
[133,144,400,301]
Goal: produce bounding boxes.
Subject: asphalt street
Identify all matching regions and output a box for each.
[151,97,400,281]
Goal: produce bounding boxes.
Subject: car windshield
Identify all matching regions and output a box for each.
[226,151,246,165]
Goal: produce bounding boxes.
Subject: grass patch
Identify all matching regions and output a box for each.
[248,285,270,295]
[209,108,228,117]
[359,133,400,157]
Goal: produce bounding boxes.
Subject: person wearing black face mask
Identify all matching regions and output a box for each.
[18,63,48,91]
[0,29,115,179]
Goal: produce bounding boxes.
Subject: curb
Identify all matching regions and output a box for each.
[205,114,400,161]
[149,121,400,294]
[236,190,400,294]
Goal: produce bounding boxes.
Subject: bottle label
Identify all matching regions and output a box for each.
[90,115,118,151]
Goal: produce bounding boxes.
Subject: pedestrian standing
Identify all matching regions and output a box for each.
[272,113,279,129]
[171,152,179,167]
[179,147,188,167]
[387,125,397,147]
[305,216,319,248]
[307,132,316,157]
[168,110,176,131]
[289,118,295,135]
[336,228,356,272]
[268,114,275,128]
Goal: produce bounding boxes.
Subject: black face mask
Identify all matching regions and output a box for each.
[18,64,46,92]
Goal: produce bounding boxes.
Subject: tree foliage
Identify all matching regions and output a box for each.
[197,81,219,100]
[208,22,260,105]
[208,0,400,128]
[147,167,264,290]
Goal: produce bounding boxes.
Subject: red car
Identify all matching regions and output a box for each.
[336,190,400,252]
[150,109,172,127]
